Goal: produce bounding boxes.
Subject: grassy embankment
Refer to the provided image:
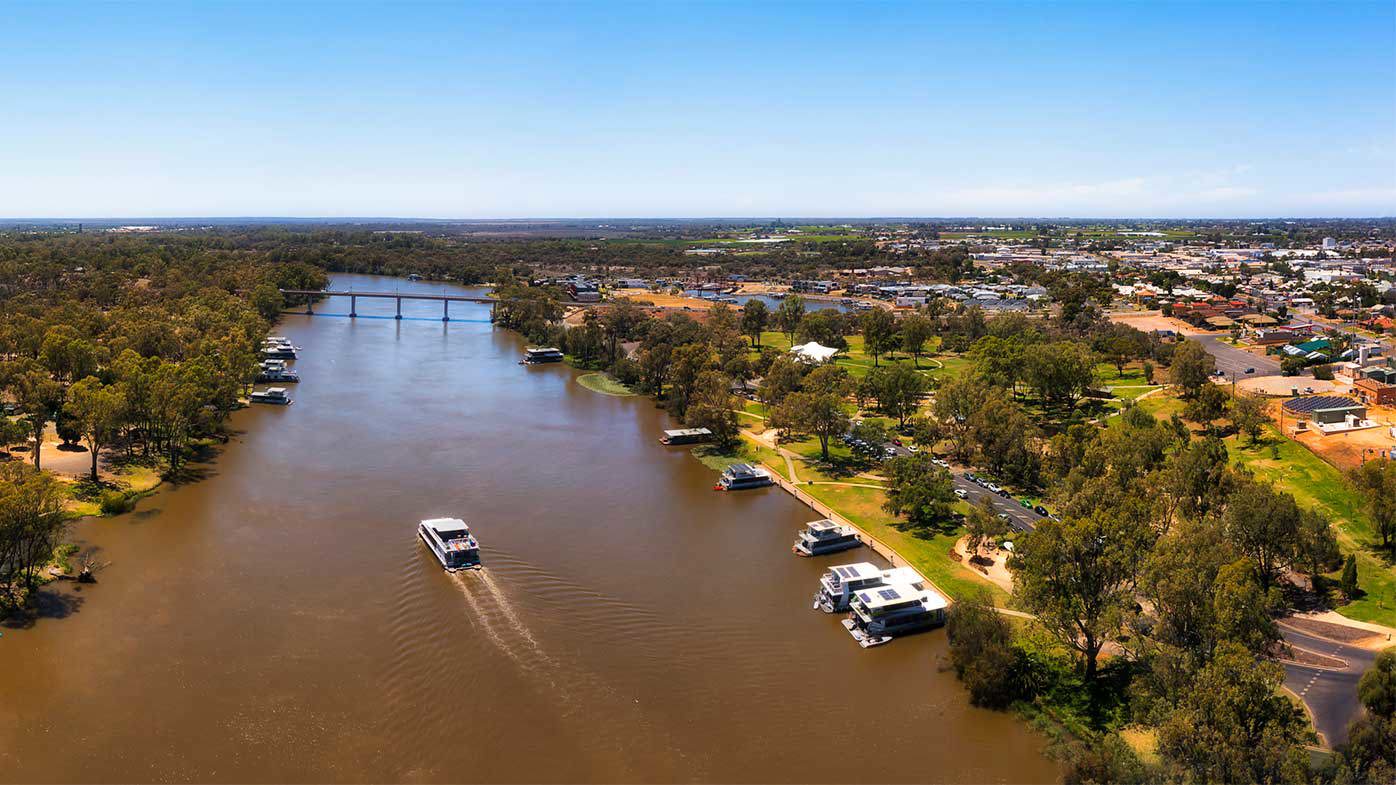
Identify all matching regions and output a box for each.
[575,371,636,396]
[1126,387,1395,627]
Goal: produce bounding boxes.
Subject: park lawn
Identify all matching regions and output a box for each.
[799,480,1010,605]
[1110,385,1165,402]
[1134,388,1186,421]
[754,330,945,381]
[690,441,760,474]
[1095,363,1149,385]
[576,372,635,396]
[1228,425,1396,628]
[740,400,769,419]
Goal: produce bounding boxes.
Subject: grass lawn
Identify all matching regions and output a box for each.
[1228,426,1396,627]
[576,372,635,396]
[800,479,1010,605]
[754,330,950,381]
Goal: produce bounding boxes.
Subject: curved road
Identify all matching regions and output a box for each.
[1278,622,1380,747]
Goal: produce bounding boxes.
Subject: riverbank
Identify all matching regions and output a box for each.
[0,272,1060,783]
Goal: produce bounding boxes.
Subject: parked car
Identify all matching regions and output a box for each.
[997,489,1011,499]
[1020,498,1033,508]
[954,489,968,499]
[1034,505,1049,516]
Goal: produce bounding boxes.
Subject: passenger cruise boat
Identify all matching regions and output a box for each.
[813,562,923,612]
[418,517,481,571]
[716,463,774,491]
[792,518,861,556]
[249,387,292,405]
[841,583,948,647]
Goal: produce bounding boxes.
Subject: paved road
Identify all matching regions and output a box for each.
[1278,623,1379,748]
[950,471,1044,533]
[1193,334,1283,378]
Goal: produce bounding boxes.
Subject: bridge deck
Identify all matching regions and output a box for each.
[279,289,495,303]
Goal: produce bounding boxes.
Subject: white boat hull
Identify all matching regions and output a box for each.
[418,528,481,572]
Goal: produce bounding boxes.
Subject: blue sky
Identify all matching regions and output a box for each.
[2,1,1393,218]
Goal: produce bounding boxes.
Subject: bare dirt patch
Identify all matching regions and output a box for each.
[1108,311,1202,336]
[1290,417,1396,471]
[1283,616,1383,644]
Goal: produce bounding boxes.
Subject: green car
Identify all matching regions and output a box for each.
[1020,498,1033,508]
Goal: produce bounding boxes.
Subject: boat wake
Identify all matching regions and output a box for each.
[448,569,555,679]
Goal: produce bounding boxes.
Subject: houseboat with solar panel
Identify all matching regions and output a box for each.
[418,517,481,571]
[716,463,774,491]
[814,562,924,612]
[792,519,861,556]
[841,583,948,647]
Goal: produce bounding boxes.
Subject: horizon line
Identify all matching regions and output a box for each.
[2,215,1394,223]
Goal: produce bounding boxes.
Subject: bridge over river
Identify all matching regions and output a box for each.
[279,288,596,321]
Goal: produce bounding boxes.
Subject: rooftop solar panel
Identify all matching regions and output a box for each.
[878,588,901,600]
[1283,396,1362,413]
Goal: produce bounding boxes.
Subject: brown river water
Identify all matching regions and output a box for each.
[0,275,1055,783]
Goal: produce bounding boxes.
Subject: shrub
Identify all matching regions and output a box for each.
[99,490,135,515]
[946,591,1032,708]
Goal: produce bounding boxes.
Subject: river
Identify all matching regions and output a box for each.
[0,274,1055,783]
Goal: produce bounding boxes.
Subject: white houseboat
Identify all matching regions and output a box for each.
[841,583,948,647]
[814,562,924,612]
[261,344,297,360]
[417,517,481,571]
[249,387,292,405]
[256,360,299,383]
[716,463,774,491]
[523,347,565,364]
[792,518,861,556]
[660,427,712,445]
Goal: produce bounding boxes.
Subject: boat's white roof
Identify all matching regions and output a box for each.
[857,582,946,610]
[881,567,924,586]
[807,518,840,531]
[421,517,469,531]
[829,562,879,580]
[265,387,287,394]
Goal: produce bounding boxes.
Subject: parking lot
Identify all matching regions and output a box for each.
[839,433,1047,533]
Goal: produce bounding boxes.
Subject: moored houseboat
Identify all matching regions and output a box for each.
[249,387,292,405]
[660,427,712,445]
[417,517,481,571]
[716,463,774,491]
[523,347,564,364]
[256,360,300,383]
[813,562,923,612]
[261,343,297,360]
[841,583,948,647]
[792,518,861,556]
